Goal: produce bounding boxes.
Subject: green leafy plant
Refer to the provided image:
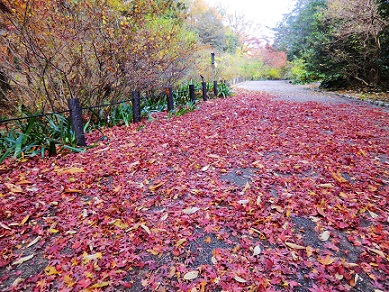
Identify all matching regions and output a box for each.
[168,101,197,118]
[110,102,133,126]
[0,112,81,163]
[217,83,233,98]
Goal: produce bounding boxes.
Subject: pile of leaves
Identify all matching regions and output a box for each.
[0,91,388,291]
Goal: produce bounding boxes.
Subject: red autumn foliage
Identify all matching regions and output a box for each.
[0,91,388,291]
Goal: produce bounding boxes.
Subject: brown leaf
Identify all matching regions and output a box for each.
[318,183,334,189]
[367,247,386,258]
[317,207,326,217]
[54,167,85,175]
[285,242,305,250]
[64,189,82,194]
[149,181,164,192]
[5,183,23,193]
[331,171,348,183]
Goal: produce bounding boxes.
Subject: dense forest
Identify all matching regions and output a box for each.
[274,0,389,90]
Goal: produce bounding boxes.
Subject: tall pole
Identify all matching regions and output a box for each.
[211,52,215,82]
[211,52,218,97]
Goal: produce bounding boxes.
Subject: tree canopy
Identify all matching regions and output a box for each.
[274,0,389,89]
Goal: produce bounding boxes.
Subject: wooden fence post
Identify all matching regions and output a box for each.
[68,98,86,146]
[132,91,141,123]
[189,84,195,103]
[166,86,174,111]
[202,81,207,101]
[48,140,57,157]
[213,81,218,97]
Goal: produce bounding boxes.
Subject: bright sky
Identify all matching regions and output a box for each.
[205,0,296,38]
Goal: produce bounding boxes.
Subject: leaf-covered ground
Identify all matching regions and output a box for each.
[1,91,388,291]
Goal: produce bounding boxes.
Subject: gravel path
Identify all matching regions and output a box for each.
[235,80,354,104]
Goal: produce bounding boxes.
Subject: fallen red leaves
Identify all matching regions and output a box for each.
[1,92,388,291]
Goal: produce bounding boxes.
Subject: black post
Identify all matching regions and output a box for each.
[68,98,86,146]
[202,82,207,101]
[48,140,57,157]
[189,84,195,103]
[166,86,174,111]
[213,81,218,97]
[132,91,141,123]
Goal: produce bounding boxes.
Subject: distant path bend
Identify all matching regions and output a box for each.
[235,80,352,104]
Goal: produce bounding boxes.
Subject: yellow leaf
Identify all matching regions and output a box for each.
[252,160,264,168]
[44,266,60,276]
[285,242,305,250]
[306,246,313,257]
[90,282,110,289]
[318,183,334,189]
[19,215,30,226]
[343,262,359,268]
[148,248,160,256]
[175,238,187,247]
[12,254,34,265]
[5,183,23,193]
[149,181,164,192]
[48,228,59,234]
[82,252,102,264]
[109,219,129,229]
[318,255,335,265]
[17,180,31,185]
[331,171,348,183]
[55,167,85,175]
[367,248,386,258]
[183,270,199,280]
[358,149,366,156]
[64,274,76,288]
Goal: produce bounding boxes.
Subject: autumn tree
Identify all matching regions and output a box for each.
[323,0,389,88]
[275,0,389,89]
[0,0,197,112]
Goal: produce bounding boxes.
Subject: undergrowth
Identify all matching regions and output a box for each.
[0,81,231,164]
